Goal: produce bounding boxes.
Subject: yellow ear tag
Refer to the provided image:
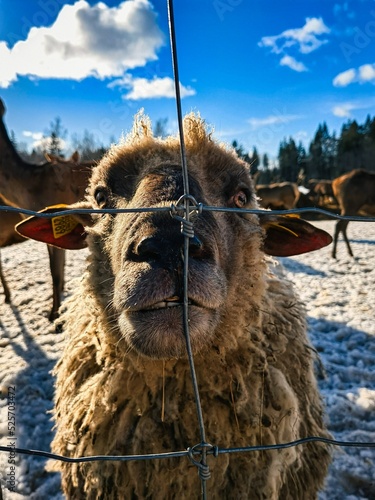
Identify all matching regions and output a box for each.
[51,215,79,239]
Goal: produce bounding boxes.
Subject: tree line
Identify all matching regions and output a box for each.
[13,115,375,186]
[234,115,375,185]
[13,117,171,164]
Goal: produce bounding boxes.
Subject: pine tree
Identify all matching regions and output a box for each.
[336,120,363,173]
[306,122,337,179]
[250,146,260,175]
[262,153,269,170]
[278,137,299,181]
[10,130,17,148]
[153,118,168,138]
[46,117,67,157]
[232,140,251,166]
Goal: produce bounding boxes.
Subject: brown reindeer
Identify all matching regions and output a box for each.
[256,182,300,210]
[0,195,25,303]
[0,98,95,319]
[45,151,80,164]
[331,169,375,258]
[308,179,335,206]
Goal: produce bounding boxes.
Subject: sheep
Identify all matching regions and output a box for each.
[17,112,332,499]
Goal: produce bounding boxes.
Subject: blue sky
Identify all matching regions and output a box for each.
[0,0,374,162]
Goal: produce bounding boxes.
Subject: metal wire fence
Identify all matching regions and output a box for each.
[0,1,375,497]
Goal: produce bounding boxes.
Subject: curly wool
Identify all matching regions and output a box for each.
[52,274,330,499]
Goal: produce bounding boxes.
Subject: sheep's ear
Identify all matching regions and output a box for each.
[15,203,93,250]
[258,213,332,256]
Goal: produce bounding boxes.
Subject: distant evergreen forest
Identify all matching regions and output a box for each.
[13,115,375,185]
[233,115,375,184]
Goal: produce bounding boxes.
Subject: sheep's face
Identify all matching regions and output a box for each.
[87,115,262,359]
[15,113,332,357]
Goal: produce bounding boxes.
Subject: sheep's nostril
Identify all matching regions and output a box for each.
[135,237,162,262]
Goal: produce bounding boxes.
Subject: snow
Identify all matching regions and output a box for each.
[0,220,374,499]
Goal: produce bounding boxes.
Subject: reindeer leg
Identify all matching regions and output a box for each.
[0,252,11,303]
[332,219,353,258]
[47,245,66,321]
[332,220,341,259]
[341,220,353,257]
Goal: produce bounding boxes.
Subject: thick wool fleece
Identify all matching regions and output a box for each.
[50,113,330,499]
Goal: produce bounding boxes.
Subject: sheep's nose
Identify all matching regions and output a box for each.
[132,234,205,263]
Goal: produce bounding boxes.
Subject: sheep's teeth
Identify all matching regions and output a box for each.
[147,301,179,310]
[146,298,192,310]
[167,301,180,307]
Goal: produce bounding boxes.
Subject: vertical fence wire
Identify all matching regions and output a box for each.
[167,0,210,495]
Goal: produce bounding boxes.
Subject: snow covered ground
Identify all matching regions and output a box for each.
[0,219,374,499]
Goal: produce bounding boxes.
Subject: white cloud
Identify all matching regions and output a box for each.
[247,114,300,128]
[110,75,196,100]
[333,68,356,87]
[259,17,330,55]
[0,42,15,88]
[22,132,67,151]
[333,64,375,87]
[332,103,356,117]
[359,64,375,82]
[332,98,375,118]
[280,55,307,72]
[22,131,44,141]
[0,0,164,88]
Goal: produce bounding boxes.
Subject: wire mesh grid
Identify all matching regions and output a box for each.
[1,0,375,497]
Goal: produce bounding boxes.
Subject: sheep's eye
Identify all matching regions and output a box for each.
[231,190,248,208]
[94,188,108,207]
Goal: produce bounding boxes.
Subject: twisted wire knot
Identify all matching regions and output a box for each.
[170,194,203,239]
[187,442,218,481]
[198,462,211,481]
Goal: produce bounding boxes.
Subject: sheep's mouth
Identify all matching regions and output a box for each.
[118,295,220,359]
[128,295,205,313]
[142,296,194,311]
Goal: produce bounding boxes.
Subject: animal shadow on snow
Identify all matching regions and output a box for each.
[1,305,60,495]
[347,238,375,246]
[279,257,327,277]
[308,319,375,500]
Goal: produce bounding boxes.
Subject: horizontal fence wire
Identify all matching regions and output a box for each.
[1,203,375,222]
[1,437,375,464]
